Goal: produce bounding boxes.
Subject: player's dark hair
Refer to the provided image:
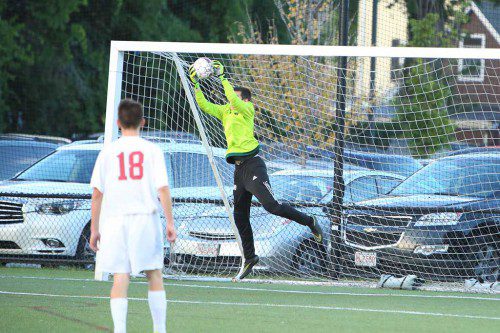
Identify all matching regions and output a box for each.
[118,99,143,129]
[234,86,251,101]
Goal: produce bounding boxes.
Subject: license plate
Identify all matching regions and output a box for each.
[196,243,220,257]
[355,251,377,267]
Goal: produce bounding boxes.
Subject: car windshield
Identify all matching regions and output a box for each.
[15,149,100,183]
[370,159,421,177]
[269,175,332,203]
[390,158,500,198]
[15,149,232,188]
[345,152,421,177]
[168,152,233,188]
[0,145,55,180]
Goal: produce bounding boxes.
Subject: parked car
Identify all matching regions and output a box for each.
[171,169,405,276]
[306,147,422,177]
[438,146,500,157]
[341,153,500,282]
[0,133,71,145]
[0,138,60,181]
[265,158,368,174]
[0,139,232,265]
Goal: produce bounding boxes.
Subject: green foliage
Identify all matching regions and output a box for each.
[394,61,455,158]
[348,121,402,149]
[407,13,451,47]
[391,0,475,47]
[0,0,281,137]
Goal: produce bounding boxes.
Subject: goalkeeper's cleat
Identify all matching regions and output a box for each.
[238,255,259,280]
[309,216,323,243]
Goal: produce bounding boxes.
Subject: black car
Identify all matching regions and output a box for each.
[0,139,59,180]
[340,153,499,282]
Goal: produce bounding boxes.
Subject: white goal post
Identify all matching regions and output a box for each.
[100,41,500,289]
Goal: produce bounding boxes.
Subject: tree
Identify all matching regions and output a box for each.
[0,0,289,137]
[0,0,202,137]
[0,1,30,132]
[394,60,455,157]
[226,0,360,164]
[393,12,457,157]
[390,0,500,46]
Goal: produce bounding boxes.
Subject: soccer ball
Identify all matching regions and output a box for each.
[192,57,214,80]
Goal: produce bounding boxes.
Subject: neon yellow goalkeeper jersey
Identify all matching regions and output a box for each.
[195,77,260,164]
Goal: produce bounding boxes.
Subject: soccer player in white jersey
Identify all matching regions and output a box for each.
[89,99,176,333]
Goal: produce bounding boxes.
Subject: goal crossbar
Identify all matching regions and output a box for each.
[110,41,500,60]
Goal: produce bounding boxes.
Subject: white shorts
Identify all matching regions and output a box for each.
[96,213,164,275]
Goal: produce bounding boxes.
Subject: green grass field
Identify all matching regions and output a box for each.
[0,267,498,332]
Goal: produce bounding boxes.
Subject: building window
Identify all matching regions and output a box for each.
[458,33,486,82]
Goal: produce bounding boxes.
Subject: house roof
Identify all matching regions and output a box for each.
[476,1,500,36]
[468,1,500,44]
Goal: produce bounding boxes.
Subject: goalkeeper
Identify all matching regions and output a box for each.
[190,61,323,279]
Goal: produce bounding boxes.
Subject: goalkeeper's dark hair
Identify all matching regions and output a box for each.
[234,86,251,101]
[118,99,143,129]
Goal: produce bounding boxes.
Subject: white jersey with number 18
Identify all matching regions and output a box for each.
[90,136,169,217]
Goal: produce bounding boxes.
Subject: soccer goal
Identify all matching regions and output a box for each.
[103,41,499,289]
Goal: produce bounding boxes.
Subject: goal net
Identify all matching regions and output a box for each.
[105,42,499,288]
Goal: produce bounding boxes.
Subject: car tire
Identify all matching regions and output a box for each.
[469,234,499,283]
[294,240,327,276]
[75,224,95,269]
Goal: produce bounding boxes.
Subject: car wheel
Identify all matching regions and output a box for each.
[75,225,95,268]
[294,240,327,276]
[470,235,499,282]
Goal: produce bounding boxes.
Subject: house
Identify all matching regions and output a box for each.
[354,1,500,148]
[451,1,500,146]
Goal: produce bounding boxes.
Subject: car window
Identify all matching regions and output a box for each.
[270,175,332,203]
[391,158,500,198]
[171,152,233,188]
[376,176,403,194]
[345,177,378,203]
[16,150,99,183]
[0,145,55,180]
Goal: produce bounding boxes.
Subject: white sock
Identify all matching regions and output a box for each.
[148,290,167,333]
[110,298,128,333]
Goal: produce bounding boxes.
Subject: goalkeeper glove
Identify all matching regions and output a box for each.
[188,65,200,89]
[212,61,225,79]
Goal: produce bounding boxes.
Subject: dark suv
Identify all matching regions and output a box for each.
[306,147,422,177]
[0,139,60,180]
[340,153,499,282]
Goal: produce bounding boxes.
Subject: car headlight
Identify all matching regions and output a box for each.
[414,212,462,227]
[36,200,83,215]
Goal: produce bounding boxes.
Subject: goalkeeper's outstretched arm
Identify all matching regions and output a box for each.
[213,61,253,118]
[194,88,224,120]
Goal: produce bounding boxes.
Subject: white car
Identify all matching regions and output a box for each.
[172,168,406,275]
[0,139,232,264]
